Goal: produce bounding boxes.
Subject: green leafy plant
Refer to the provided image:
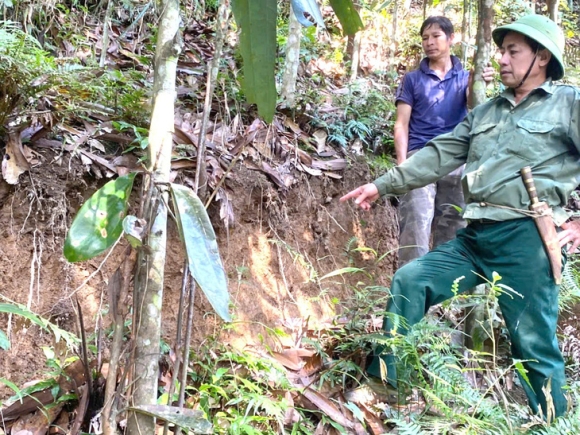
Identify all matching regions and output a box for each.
[64,174,136,262]
[559,258,580,313]
[170,183,231,320]
[112,121,149,152]
[191,345,293,434]
[99,69,152,125]
[64,175,231,321]
[0,21,56,127]
[0,302,80,410]
[311,79,396,154]
[0,301,80,351]
[531,384,580,433]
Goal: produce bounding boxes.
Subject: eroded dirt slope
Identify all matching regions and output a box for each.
[0,148,399,398]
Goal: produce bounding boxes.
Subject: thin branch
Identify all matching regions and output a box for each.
[194,0,230,197]
[100,0,115,68]
[66,236,123,300]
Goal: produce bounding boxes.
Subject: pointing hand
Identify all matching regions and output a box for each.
[340,183,380,211]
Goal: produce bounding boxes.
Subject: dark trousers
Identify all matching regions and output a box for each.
[368,218,568,417]
[398,158,465,267]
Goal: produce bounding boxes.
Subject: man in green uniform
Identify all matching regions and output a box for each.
[341,14,580,418]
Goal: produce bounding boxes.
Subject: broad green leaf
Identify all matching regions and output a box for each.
[2,378,58,408]
[327,419,348,433]
[129,405,212,434]
[170,184,231,322]
[328,0,364,35]
[14,379,58,401]
[291,0,325,28]
[56,393,78,403]
[231,0,277,122]
[158,392,170,405]
[0,329,9,350]
[64,173,136,262]
[50,384,60,400]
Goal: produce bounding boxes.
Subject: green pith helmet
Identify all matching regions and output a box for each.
[492,14,565,80]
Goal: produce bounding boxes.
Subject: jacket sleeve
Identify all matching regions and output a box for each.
[568,87,580,154]
[373,112,473,197]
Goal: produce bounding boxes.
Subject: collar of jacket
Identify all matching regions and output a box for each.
[498,78,556,103]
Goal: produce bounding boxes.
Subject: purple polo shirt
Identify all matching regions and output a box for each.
[396,55,470,152]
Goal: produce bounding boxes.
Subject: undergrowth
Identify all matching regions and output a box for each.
[188,339,310,434]
[179,248,580,434]
[3,247,580,433]
[0,21,151,140]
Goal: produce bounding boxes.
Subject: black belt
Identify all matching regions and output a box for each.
[466,218,499,225]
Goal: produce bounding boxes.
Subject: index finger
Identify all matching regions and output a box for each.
[340,188,360,202]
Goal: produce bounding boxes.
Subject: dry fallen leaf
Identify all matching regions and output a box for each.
[49,413,69,434]
[296,163,322,177]
[311,158,347,171]
[271,349,305,371]
[299,352,323,377]
[2,130,31,184]
[22,146,41,166]
[10,404,63,435]
[312,129,328,154]
[357,402,388,435]
[298,384,356,430]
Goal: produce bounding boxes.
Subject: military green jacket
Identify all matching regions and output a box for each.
[374,80,580,225]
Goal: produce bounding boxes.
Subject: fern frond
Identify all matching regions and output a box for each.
[389,417,427,435]
[559,260,580,313]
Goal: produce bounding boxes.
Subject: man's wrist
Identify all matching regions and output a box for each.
[372,178,389,197]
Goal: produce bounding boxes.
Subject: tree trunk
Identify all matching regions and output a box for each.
[464,0,494,351]
[388,0,398,71]
[349,32,362,80]
[547,0,559,24]
[280,4,302,107]
[471,0,493,107]
[126,0,181,433]
[461,0,471,64]
[345,2,361,79]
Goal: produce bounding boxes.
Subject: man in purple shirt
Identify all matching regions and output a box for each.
[395,16,492,265]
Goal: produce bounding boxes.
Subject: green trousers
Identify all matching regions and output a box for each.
[367,218,568,417]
